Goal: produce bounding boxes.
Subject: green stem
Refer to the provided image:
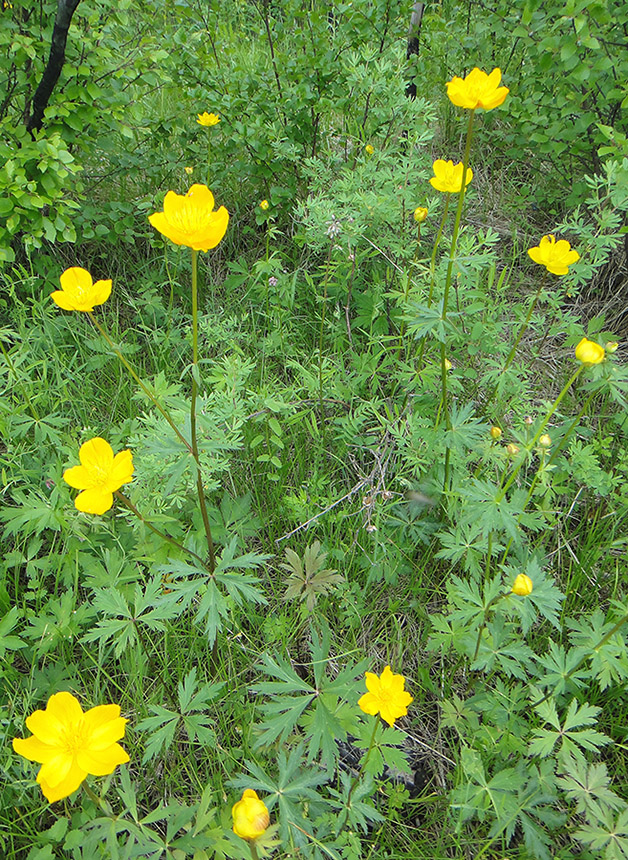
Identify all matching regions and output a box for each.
[249,843,260,860]
[440,109,475,493]
[0,337,40,421]
[496,364,585,502]
[416,196,450,373]
[190,250,217,573]
[206,134,211,186]
[115,491,211,571]
[87,313,192,455]
[499,390,596,565]
[335,718,380,836]
[485,271,548,408]
[318,241,334,426]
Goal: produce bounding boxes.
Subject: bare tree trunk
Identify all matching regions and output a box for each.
[27,0,82,134]
[405,2,424,100]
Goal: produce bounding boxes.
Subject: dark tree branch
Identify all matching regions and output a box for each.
[26,0,82,134]
[405,2,424,100]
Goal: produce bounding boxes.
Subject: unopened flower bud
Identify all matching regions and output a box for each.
[539,434,551,448]
[259,199,269,211]
[490,426,502,440]
[232,790,269,841]
[365,144,374,155]
[575,337,605,366]
[512,574,533,596]
[413,206,428,223]
[444,359,453,371]
[506,443,520,457]
[365,524,377,533]
[605,341,619,354]
[184,166,193,175]
[524,415,533,426]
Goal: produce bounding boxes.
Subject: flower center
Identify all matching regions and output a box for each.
[61,718,89,755]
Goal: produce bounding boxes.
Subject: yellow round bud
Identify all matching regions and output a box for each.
[575,338,605,366]
[365,144,374,155]
[490,426,502,440]
[259,199,269,211]
[506,443,520,457]
[444,358,453,371]
[538,434,551,448]
[605,341,619,354]
[184,166,193,175]
[413,206,428,223]
[232,790,270,841]
[512,574,533,596]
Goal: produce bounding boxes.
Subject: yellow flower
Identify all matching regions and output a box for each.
[365,144,374,155]
[429,159,473,193]
[51,267,112,313]
[575,338,605,366]
[184,166,193,175]
[446,67,509,111]
[539,434,552,448]
[444,358,453,371]
[358,665,413,727]
[512,574,533,596]
[63,437,133,515]
[259,199,269,210]
[149,184,229,252]
[527,234,580,276]
[490,426,502,440]
[12,691,129,803]
[197,111,220,127]
[413,206,428,223]
[232,789,270,840]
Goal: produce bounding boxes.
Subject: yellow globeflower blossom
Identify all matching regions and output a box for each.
[184,166,193,175]
[51,267,112,313]
[414,206,428,223]
[490,426,502,440]
[232,789,270,840]
[365,144,374,155]
[12,691,129,803]
[447,67,509,110]
[259,199,269,211]
[63,437,133,515]
[149,184,229,252]
[512,574,533,596]
[539,434,552,448]
[429,159,473,193]
[358,665,413,727]
[527,234,580,276]
[575,338,605,366]
[197,111,220,127]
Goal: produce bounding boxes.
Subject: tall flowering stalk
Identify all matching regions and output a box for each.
[436,67,509,491]
[149,184,230,572]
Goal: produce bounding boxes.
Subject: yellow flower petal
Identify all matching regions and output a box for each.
[12,736,58,763]
[78,437,114,472]
[107,450,134,491]
[575,338,605,366]
[74,488,114,515]
[38,762,87,803]
[77,742,130,776]
[446,67,509,110]
[25,710,65,746]
[63,464,94,491]
[358,666,413,726]
[38,752,73,789]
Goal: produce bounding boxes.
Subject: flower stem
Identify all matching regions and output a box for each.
[87,313,192,455]
[439,110,475,493]
[485,271,547,408]
[496,364,584,502]
[416,196,450,373]
[115,491,212,571]
[190,250,217,573]
[318,241,334,426]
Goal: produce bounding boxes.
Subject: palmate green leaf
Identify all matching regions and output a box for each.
[529,698,610,758]
[0,489,66,538]
[327,772,384,833]
[532,639,589,695]
[567,608,628,691]
[575,807,628,860]
[83,579,182,657]
[216,536,272,573]
[473,616,536,680]
[443,401,487,453]
[557,750,627,818]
